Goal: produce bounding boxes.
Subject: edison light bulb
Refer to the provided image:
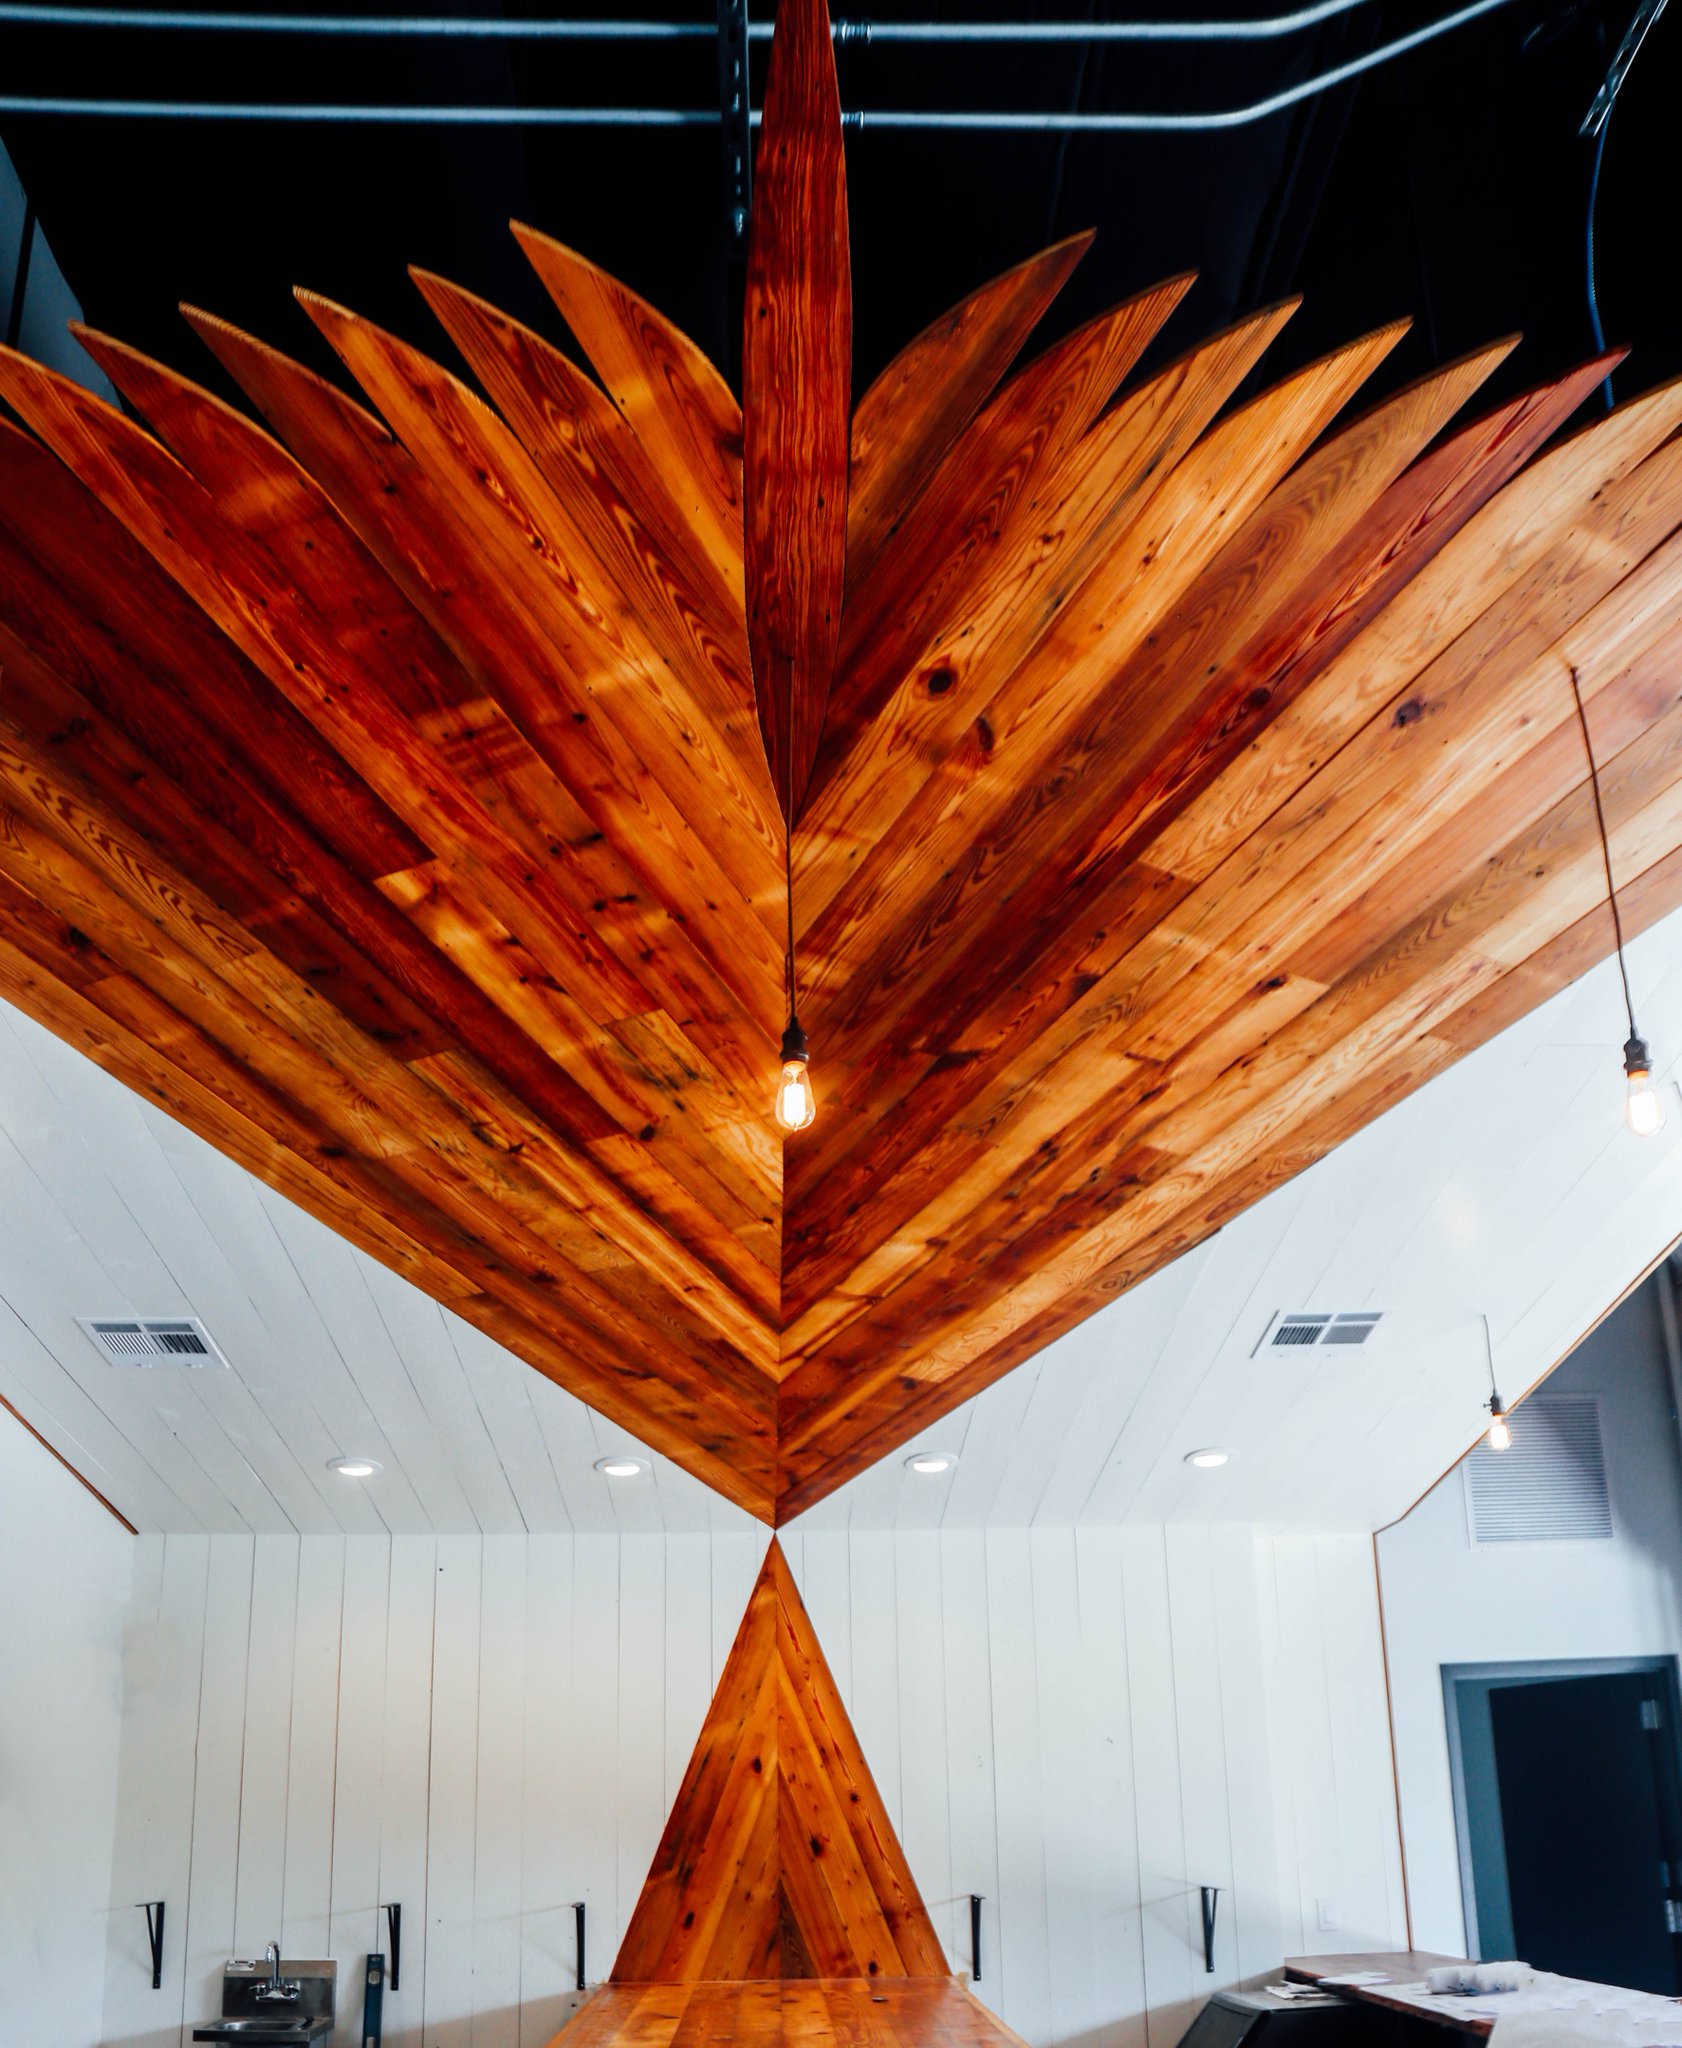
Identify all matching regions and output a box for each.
[774,1015,815,1133]
[1625,1037,1666,1137]
[777,1056,815,1133]
[1487,1411,1512,1453]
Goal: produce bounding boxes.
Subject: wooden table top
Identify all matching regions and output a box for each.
[1285,1953,1489,2037]
[549,1979,1029,2048]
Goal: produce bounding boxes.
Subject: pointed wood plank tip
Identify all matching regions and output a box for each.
[293,284,357,339]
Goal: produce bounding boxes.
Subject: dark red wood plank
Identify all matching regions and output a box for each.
[743,0,852,822]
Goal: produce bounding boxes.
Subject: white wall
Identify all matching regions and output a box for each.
[99,1526,1405,2048]
[1376,1275,1682,1957]
[0,1405,133,2048]
[786,1526,1407,2048]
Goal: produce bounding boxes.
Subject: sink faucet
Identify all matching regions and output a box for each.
[252,1944,300,2003]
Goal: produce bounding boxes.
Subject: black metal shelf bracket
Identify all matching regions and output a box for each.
[574,1900,588,1990]
[383,1903,401,1992]
[1201,1886,1220,1974]
[969,1894,984,1983]
[138,1900,165,1989]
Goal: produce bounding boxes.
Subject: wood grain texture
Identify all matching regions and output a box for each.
[552,1979,1028,2048]
[742,0,852,820]
[2,0,1682,1525]
[613,1540,944,1982]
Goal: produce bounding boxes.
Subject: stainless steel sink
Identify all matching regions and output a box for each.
[196,1955,337,2044]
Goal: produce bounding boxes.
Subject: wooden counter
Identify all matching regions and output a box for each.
[548,1978,1029,2048]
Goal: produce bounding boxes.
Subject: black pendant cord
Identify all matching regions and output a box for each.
[784,722,797,1026]
[1569,663,1639,1044]
[1483,1313,1500,1404]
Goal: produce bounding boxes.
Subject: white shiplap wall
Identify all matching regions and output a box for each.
[0,1404,132,2048]
[102,1528,1405,2048]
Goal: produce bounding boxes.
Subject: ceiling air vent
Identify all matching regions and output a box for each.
[1465,1395,1613,1544]
[78,1316,228,1368]
[1255,1310,1385,1355]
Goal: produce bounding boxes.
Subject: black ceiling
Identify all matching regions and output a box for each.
[2,0,1676,445]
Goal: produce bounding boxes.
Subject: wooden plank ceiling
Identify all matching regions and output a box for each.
[4,0,1682,1525]
[614,1538,942,1982]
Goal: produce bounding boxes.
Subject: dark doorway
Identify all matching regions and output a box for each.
[1444,1660,1682,1994]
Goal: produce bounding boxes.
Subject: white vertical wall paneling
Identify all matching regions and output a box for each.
[235,1539,301,1955]
[1313,1538,1407,1948]
[789,1530,850,1697]
[180,1538,256,2027]
[1030,1528,1100,2048]
[101,1527,1408,2048]
[1207,1527,1286,1989]
[1073,1527,1147,2048]
[1118,1526,1195,2046]
[0,1404,132,2048]
[569,1533,620,1982]
[894,1532,955,1973]
[376,1538,436,2048]
[663,1535,713,1817]
[519,1533,575,2045]
[937,1530,1002,2001]
[985,1528,1053,2047]
[709,1530,765,1684]
[103,1535,197,2048]
[325,1538,391,2044]
[1264,1536,1336,1954]
[847,1533,903,1845]
[615,1540,667,1948]
[283,1537,346,1960]
[1163,1530,1235,1997]
[474,1537,529,2048]
[424,1535,482,2046]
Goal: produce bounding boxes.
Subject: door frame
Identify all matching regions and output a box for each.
[1442,1656,1682,1961]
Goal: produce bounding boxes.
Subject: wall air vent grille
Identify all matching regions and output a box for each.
[1258,1310,1385,1353]
[78,1316,228,1369]
[1465,1395,1613,1543]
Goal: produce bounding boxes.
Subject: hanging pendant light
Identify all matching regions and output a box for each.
[1570,666,1665,1136]
[777,1013,815,1133]
[1482,1315,1512,1452]
[774,761,815,1135]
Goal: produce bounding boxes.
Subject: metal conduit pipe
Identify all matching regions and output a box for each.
[0,0,1395,38]
[0,0,1526,128]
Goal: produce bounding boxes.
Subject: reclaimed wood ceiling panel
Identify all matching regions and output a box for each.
[614,1538,943,1982]
[4,0,1682,1524]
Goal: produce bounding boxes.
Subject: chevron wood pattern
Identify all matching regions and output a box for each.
[3,0,1682,1523]
[613,1540,944,1983]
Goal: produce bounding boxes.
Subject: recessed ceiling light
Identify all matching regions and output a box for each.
[905,1450,957,1475]
[594,1455,648,1479]
[328,1456,381,1478]
[1183,1448,1233,1470]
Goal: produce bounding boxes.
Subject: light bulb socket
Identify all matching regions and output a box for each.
[1625,1033,1653,1081]
[1487,1391,1507,1421]
[780,1013,810,1066]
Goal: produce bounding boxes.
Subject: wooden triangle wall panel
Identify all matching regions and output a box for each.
[613,1540,945,1981]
